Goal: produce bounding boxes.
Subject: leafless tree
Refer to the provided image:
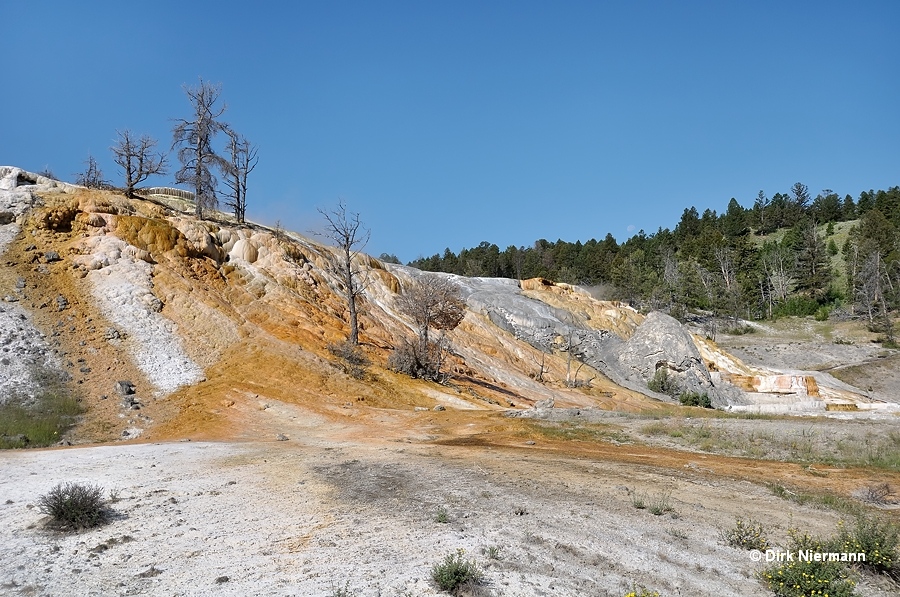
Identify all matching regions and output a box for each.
[857,252,896,344]
[74,154,108,189]
[560,329,593,388]
[392,275,466,380]
[111,131,167,198]
[398,275,466,352]
[760,243,796,313]
[223,132,258,223]
[172,78,231,219]
[317,200,370,345]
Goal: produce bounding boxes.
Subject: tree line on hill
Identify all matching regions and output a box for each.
[409,183,900,342]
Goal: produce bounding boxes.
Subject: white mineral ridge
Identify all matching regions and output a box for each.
[0,303,56,403]
[87,239,203,394]
[0,167,61,398]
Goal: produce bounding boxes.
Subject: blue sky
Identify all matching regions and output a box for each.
[2,1,898,262]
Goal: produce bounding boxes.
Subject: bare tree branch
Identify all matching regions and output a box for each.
[111,131,167,198]
[172,78,231,219]
[74,154,109,189]
[316,199,371,345]
[223,132,258,223]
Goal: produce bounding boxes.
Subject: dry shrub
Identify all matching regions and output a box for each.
[328,340,370,380]
[38,482,110,531]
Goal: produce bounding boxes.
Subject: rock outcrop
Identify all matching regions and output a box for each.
[0,165,891,432]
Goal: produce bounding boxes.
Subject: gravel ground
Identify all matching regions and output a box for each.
[2,432,898,597]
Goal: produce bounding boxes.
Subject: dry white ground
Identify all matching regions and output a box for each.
[2,418,898,597]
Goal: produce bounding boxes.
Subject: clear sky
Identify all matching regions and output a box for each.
[2,1,898,262]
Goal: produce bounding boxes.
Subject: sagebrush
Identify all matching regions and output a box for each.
[38,482,110,530]
[431,549,483,594]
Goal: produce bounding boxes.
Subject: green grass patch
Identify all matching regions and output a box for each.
[768,484,865,516]
[524,421,631,444]
[0,370,83,449]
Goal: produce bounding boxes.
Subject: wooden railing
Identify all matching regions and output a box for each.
[136,187,195,201]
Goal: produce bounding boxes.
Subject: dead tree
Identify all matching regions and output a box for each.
[393,275,466,380]
[317,200,370,345]
[562,329,591,388]
[172,79,231,219]
[74,154,108,189]
[110,131,167,198]
[223,132,258,223]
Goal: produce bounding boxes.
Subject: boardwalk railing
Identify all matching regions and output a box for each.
[136,187,196,201]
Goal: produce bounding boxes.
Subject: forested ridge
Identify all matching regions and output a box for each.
[406,184,900,339]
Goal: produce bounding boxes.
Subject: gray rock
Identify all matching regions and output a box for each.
[15,277,25,289]
[104,327,121,340]
[275,434,289,441]
[534,398,555,410]
[0,211,14,224]
[433,404,446,411]
[115,380,136,396]
[615,311,740,406]
[55,295,68,311]
[44,251,61,263]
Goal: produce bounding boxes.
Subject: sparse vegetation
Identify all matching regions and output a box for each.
[623,583,661,597]
[647,367,679,397]
[861,483,894,505]
[38,482,110,531]
[435,506,449,523]
[678,392,712,408]
[763,526,861,597]
[648,491,675,516]
[328,340,371,380]
[0,369,83,449]
[482,545,502,560]
[724,323,755,335]
[328,580,356,597]
[837,514,900,579]
[431,549,483,594]
[637,418,900,472]
[523,421,631,444]
[721,517,770,551]
[631,491,646,510]
[769,484,864,516]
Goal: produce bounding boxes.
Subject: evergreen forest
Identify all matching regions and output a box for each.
[406,184,900,340]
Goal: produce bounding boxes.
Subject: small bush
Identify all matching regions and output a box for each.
[38,482,110,531]
[837,514,899,578]
[772,296,821,319]
[623,583,660,597]
[724,324,755,335]
[648,491,675,516]
[678,392,712,408]
[814,306,831,321]
[631,491,646,510]
[328,340,370,380]
[647,368,679,397]
[762,528,857,597]
[482,545,502,560]
[861,483,893,505]
[388,338,451,382]
[722,517,770,551]
[435,507,449,523]
[431,549,483,594]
